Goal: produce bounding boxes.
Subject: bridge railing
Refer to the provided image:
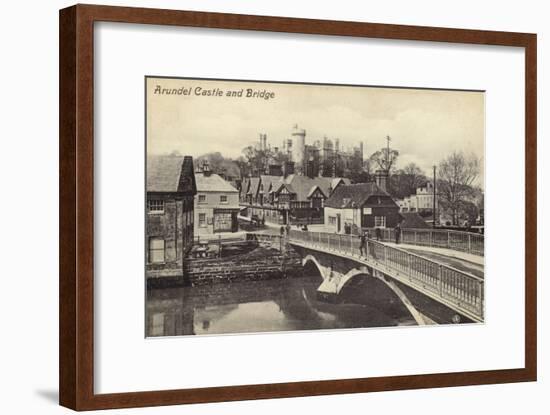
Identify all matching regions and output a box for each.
[288,230,484,320]
[368,228,484,257]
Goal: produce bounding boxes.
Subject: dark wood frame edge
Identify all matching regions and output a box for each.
[59,4,537,411]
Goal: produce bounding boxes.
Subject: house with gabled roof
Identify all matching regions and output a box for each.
[146,154,197,281]
[194,163,240,236]
[324,182,401,234]
[239,170,352,226]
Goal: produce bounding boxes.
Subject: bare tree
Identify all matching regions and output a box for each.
[400,162,427,195]
[369,145,399,173]
[437,151,480,226]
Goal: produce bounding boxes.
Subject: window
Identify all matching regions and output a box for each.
[198,194,206,204]
[149,238,165,263]
[147,199,164,214]
[199,213,206,227]
[375,216,386,228]
[311,197,323,209]
[329,216,337,225]
[220,195,228,204]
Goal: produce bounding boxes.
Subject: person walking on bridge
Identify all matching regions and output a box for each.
[395,223,402,245]
[359,232,367,257]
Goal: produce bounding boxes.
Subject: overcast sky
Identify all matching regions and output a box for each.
[147,77,485,187]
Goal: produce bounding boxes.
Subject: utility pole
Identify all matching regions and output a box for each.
[433,165,437,228]
[385,135,391,172]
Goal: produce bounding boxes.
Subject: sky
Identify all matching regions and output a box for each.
[147,77,485,187]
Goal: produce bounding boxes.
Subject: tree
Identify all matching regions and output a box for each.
[349,170,372,184]
[196,152,241,180]
[362,158,373,177]
[388,163,427,198]
[460,200,479,227]
[242,145,273,176]
[196,152,225,172]
[234,156,251,179]
[437,151,480,226]
[369,138,399,173]
[401,163,426,191]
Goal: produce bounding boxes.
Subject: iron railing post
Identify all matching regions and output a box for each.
[407,252,412,281]
[478,280,484,318]
[468,233,471,254]
[438,264,443,297]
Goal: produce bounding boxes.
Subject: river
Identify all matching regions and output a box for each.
[146,270,417,337]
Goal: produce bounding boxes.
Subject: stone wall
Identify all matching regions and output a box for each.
[185,247,301,286]
[146,194,194,279]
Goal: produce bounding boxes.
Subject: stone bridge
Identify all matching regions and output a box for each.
[287,230,484,325]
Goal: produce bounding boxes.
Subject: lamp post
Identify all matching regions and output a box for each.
[351,201,356,234]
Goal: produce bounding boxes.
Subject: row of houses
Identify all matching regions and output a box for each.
[240,174,351,225]
[239,170,427,234]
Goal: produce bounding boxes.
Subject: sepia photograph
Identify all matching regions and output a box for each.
[145,76,485,337]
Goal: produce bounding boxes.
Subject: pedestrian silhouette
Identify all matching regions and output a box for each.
[395,223,402,244]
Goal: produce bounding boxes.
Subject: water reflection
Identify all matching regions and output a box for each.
[147,272,417,337]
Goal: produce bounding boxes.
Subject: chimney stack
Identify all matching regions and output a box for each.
[202,160,212,176]
[375,169,388,192]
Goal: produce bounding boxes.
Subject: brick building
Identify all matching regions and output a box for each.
[324,182,401,234]
[146,155,197,280]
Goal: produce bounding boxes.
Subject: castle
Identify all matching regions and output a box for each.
[256,124,364,178]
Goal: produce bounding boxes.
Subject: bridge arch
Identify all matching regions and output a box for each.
[337,267,428,326]
[336,266,371,294]
[302,254,327,280]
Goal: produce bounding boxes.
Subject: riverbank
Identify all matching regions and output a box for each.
[147,242,303,289]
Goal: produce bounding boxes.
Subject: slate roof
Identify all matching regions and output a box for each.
[307,185,327,199]
[331,177,351,191]
[259,175,283,194]
[241,177,250,194]
[195,172,238,193]
[278,175,335,201]
[147,155,196,194]
[247,177,260,195]
[324,182,392,209]
[400,212,430,229]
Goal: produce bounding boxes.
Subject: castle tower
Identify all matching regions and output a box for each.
[291,124,306,175]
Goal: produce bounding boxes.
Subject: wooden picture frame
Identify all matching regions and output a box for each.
[59,4,537,410]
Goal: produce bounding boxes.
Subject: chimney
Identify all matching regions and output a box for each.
[202,160,212,177]
[268,164,283,176]
[283,161,295,178]
[375,169,388,192]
